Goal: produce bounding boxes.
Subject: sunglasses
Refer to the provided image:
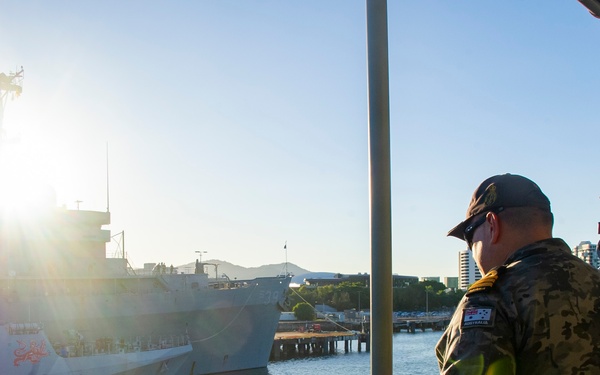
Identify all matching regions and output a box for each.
[463,207,504,249]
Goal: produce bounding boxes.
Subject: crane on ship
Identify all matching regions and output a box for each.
[0,66,24,144]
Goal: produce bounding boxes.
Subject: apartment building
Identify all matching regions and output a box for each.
[459,249,482,290]
[572,241,599,269]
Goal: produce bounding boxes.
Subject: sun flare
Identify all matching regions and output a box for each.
[0,149,57,219]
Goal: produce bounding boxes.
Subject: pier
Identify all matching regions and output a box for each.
[270,331,369,360]
[278,317,450,335]
[393,317,450,333]
[271,317,449,361]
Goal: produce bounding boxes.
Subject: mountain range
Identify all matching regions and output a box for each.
[175,259,313,282]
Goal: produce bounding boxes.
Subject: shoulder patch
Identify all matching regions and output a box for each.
[461,307,495,329]
[466,269,499,296]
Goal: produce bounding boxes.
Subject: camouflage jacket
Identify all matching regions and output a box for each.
[436,238,600,374]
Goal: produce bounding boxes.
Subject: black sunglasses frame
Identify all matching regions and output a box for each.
[463,207,504,249]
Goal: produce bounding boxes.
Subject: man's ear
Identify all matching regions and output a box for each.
[487,211,501,244]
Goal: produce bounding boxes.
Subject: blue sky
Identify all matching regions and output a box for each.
[1,1,598,279]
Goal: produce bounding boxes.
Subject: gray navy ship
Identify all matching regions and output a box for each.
[0,207,290,374]
[0,68,290,374]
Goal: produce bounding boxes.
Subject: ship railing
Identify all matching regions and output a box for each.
[8,322,42,335]
[52,334,190,358]
[0,275,259,297]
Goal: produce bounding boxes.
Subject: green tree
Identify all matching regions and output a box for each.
[289,285,316,307]
[287,280,462,314]
[287,282,370,312]
[292,302,316,321]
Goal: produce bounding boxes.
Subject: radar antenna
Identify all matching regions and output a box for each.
[0,66,24,143]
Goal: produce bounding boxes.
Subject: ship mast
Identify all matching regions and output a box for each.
[0,66,24,146]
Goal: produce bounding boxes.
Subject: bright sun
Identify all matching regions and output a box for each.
[0,147,57,217]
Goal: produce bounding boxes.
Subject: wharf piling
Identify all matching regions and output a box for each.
[271,331,368,361]
[393,318,450,333]
[270,318,449,361]
[279,317,449,335]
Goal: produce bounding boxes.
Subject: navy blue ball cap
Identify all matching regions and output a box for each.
[447,174,551,239]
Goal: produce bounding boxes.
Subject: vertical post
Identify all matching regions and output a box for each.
[366,0,393,374]
[106,142,110,213]
[284,241,288,276]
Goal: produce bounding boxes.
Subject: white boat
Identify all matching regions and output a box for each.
[1,322,192,374]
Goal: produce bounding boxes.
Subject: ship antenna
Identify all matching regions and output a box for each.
[106,142,110,212]
[284,241,288,276]
[0,66,24,149]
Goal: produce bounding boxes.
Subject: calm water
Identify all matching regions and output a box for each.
[266,331,443,375]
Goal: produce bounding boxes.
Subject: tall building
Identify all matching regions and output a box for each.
[572,241,599,269]
[459,249,481,290]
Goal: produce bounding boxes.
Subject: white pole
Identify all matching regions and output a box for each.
[285,241,288,276]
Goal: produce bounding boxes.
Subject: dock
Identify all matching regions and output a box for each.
[393,317,450,333]
[271,317,450,360]
[270,331,369,360]
[278,317,450,335]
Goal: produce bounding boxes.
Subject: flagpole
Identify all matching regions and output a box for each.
[284,241,288,276]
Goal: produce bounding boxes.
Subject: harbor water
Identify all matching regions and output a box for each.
[266,330,443,375]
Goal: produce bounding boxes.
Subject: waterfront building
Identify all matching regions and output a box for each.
[572,241,599,269]
[444,277,459,290]
[459,249,481,290]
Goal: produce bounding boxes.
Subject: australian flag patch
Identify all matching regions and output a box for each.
[461,307,495,329]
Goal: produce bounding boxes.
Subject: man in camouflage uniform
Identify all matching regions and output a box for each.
[436,174,600,374]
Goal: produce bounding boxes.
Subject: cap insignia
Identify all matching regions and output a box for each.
[484,185,497,206]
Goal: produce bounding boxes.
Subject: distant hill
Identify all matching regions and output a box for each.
[175,259,310,280]
[137,261,362,286]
